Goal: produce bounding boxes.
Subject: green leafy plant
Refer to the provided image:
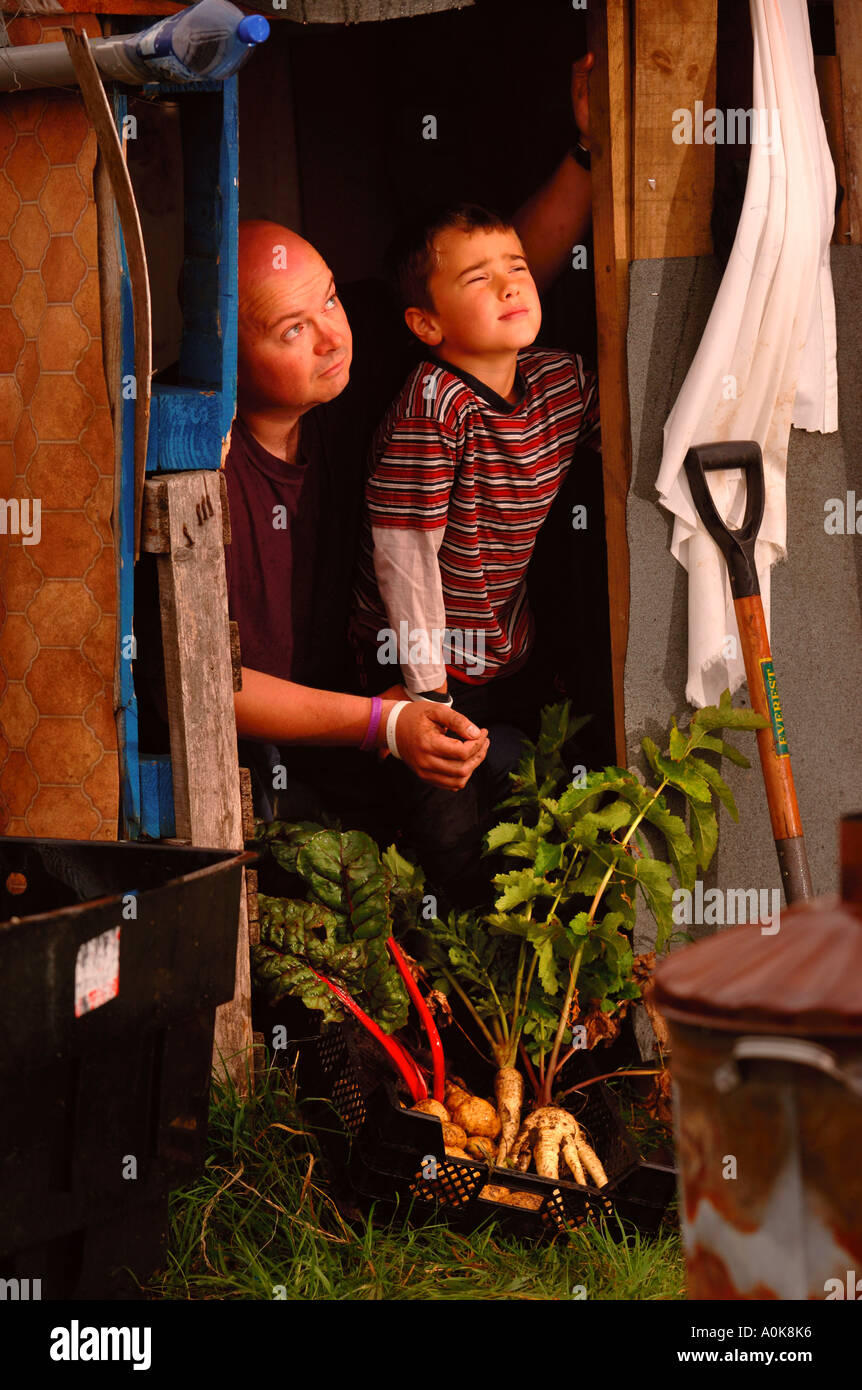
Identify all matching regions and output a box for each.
[424,691,767,1118]
[251,826,411,1033]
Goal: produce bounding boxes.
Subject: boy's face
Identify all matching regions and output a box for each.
[409,226,541,358]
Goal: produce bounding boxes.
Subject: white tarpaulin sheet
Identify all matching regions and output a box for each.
[656,0,838,708]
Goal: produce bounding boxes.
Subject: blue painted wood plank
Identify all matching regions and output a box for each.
[139,756,177,839]
[146,387,223,472]
[146,74,239,473]
[112,85,142,840]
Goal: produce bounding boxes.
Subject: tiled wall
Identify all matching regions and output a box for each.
[0,14,119,840]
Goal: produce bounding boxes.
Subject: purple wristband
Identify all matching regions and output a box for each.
[360,695,383,752]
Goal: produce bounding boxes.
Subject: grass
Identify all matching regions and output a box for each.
[143,1056,685,1301]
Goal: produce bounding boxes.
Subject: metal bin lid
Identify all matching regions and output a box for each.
[651,898,862,1037]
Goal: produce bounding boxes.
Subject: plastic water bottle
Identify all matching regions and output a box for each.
[130,0,270,83]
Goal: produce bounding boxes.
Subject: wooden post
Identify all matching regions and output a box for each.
[142,470,252,1092]
[632,0,718,259]
[834,0,862,245]
[588,0,633,766]
[815,55,852,246]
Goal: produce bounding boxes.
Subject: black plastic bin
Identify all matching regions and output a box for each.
[0,836,255,1298]
[292,1023,677,1241]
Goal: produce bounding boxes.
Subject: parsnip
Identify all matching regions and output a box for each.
[572,1133,608,1189]
[509,1106,608,1186]
[494,1066,524,1165]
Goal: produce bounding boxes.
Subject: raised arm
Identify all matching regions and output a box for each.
[365,410,458,696]
[234,668,488,790]
[372,526,450,695]
[513,53,594,294]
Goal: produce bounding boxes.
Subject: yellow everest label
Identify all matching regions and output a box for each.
[761,660,789,756]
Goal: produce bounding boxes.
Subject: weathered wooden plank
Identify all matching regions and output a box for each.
[219,467,231,548]
[239,766,255,843]
[633,0,718,259]
[246,868,260,950]
[217,891,252,1088]
[249,0,472,19]
[246,867,259,919]
[835,0,862,244]
[63,27,151,559]
[146,471,240,847]
[142,471,252,1090]
[229,620,242,692]
[588,0,633,767]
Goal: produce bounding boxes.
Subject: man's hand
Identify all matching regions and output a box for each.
[571,52,595,150]
[387,701,489,790]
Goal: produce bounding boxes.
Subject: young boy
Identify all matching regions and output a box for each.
[350,204,600,899]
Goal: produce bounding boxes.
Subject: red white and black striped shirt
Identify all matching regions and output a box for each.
[351,348,600,689]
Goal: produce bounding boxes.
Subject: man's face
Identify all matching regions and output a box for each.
[420,226,541,357]
[237,251,352,413]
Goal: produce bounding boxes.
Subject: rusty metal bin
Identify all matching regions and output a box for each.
[651,815,862,1301]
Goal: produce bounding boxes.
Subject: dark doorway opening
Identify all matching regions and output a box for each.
[237,0,615,771]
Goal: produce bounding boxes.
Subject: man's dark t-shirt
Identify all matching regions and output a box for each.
[223,413,321,686]
[222,279,415,814]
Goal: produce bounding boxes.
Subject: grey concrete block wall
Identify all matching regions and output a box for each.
[625,248,862,1045]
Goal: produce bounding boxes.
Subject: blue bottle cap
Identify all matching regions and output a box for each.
[237,14,270,46]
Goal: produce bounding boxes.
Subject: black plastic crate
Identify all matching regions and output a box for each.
[0,835,256,1297]
[291,1023,675,1241]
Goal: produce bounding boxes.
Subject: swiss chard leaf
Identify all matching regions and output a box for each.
[255,819,328,874]
[250,830,409,1033]
[299,830,390,939]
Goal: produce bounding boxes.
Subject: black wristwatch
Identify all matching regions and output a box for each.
[570,139,591,172]
[408,689,454,707]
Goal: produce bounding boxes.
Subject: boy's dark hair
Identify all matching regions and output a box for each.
[388,203,514,313]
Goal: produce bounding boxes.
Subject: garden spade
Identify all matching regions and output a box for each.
[683,441,812,904]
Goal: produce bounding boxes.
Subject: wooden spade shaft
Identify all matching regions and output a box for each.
[734,595,812,903]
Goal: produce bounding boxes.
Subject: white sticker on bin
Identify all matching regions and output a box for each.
[74,927,121,1017]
